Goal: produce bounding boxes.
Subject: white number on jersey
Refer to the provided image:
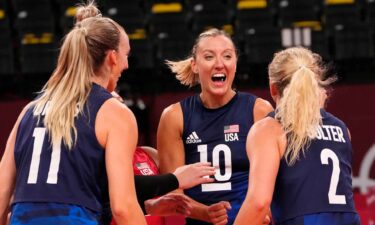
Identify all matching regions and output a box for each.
[320,148,347,204]
[198,144,232,192]
[27,127,61,184]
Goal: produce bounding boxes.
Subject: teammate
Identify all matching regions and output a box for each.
[132,147,216,217]
[132,147,216,224]
[111,92,217,224]
[0,1,147,224]
[234,47,361,225]
[157,28,273,225]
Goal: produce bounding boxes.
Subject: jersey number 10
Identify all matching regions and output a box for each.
[198,144,232,192]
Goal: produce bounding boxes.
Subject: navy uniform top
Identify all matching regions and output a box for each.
[13,83,112,213]
[180,92,257,225]
[271,109,358,223]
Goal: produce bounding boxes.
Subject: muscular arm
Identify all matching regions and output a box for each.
[234,118,286,225]
[157,103,228,224]
[96,98,146,225]
[0,103,31,225]
[157,103,185,175]
[157,103,211,220]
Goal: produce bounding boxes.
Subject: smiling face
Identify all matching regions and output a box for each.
[107,30,130,92]
[191,35,237,102]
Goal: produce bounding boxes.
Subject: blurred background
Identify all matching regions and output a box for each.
[0,0,374,223]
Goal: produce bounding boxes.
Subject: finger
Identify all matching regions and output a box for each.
[208,204,224,211]
[215,220,228,225]
[199,168,216,176]
[213,216,228,225]
[210,208,227,218]
[210,212,228,222]
[263,215,271,224]
[199,165,215,170]
[176,200,191,209]
[194,162,212,167]
[209,201,230,211]
[208,205,228,219]
[221,201,232,210]
[176,205,191,216]
[200,177,215,183]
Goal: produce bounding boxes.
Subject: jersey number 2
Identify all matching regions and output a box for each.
[198,144,232,192]
[320,148,346,204]
[27,127,61,184]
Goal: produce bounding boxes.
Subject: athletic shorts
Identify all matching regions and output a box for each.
[10,202,100,225]
[275,212,361,225]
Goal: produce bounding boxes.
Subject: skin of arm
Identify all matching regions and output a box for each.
[234,117,286,225]
[96,98,147,225]
[0,104,31,225]
[157,103,185,176]
[253,98,274,123]
[157,103,230,224]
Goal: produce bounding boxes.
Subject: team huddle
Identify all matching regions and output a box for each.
[0,1,361,225]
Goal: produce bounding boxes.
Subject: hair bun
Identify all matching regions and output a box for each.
[75,1,101,23]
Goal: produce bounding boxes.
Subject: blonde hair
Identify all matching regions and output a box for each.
[268,47,336,165]
[33,0,123,149]
[166,28,237,87]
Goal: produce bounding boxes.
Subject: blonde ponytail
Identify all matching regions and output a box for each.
[166,58,198,87]
[276,67,322,165]
[34,25,93,149]
[33,0,122,150]
[269,47,336,165]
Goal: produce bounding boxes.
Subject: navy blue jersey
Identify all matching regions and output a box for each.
[181,92,257,225]
[13,83,112,214]
[271,109,359,224]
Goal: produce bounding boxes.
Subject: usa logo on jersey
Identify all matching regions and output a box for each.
[224,124,239,142]
[136,162,154,175]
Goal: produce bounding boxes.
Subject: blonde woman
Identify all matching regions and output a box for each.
[0,1,147,225]
[234,47,361,225]
[157,28,273,225]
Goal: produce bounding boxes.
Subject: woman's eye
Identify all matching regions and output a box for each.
[204,55,214,60]
[224,54,232,60]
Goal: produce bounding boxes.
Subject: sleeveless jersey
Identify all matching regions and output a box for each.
[13,83,112,215]
[180,92,257,225]
[270,109,359,224]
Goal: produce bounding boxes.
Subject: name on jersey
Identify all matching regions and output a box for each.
[316,125,346,143]
[224,124,239,142]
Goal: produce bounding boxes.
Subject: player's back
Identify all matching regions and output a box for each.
[271,109,361,225]
[11,83,113,225]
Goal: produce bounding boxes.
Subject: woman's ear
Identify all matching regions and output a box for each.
[108,50,118,67]
[191,58,198,74]
[270,82,278,99]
